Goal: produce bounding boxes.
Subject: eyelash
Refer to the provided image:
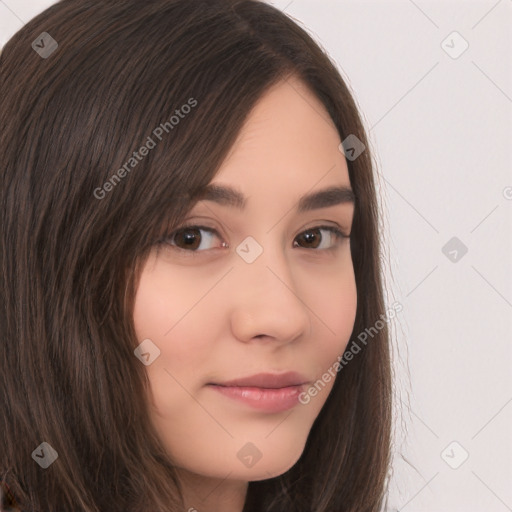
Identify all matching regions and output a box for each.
[157,223,350,256]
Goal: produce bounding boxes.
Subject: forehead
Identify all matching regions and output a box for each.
[212,77,350,194]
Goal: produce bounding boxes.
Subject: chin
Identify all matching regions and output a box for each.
[244,445,305,482]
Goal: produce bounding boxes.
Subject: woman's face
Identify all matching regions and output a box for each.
[133,77,357,484]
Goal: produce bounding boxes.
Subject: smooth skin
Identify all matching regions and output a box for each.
[133,76,357,512]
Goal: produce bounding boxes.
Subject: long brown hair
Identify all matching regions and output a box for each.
[0,1,392,510]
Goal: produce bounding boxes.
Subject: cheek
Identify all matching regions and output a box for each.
[324,273,357,337]
[132,256,215,362]
[305,256,357,356]
[132,261,224,466]
[290,257,357,409]
[132,257,220,417]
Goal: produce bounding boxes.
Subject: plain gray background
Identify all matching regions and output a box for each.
[1,1,511,510]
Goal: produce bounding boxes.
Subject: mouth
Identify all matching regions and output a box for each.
[209,371,309,389]
[206,372,309,413]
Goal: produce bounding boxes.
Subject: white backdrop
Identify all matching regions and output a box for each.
[1,1,511,511]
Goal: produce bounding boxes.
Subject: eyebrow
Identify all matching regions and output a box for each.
[190,183,355,213]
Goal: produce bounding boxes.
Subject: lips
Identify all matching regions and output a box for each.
[210,371,309,389]
[206,372,309,413]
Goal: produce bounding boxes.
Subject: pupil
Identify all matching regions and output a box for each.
[303,229,319,247]
[182,229,199,247]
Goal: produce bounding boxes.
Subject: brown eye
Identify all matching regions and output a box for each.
[293,226,348,250]
[295,228,322,249]
[164,226,222,252]
[174,227,202,250]
[160,224,348,255]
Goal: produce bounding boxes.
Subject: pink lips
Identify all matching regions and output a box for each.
[207,372,308,413]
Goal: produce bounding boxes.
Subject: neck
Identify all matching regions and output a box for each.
[176,467,248,512]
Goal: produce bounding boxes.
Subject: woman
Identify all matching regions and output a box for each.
[0,0,392,510]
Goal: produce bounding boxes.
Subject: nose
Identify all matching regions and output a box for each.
[228,241,312,345]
